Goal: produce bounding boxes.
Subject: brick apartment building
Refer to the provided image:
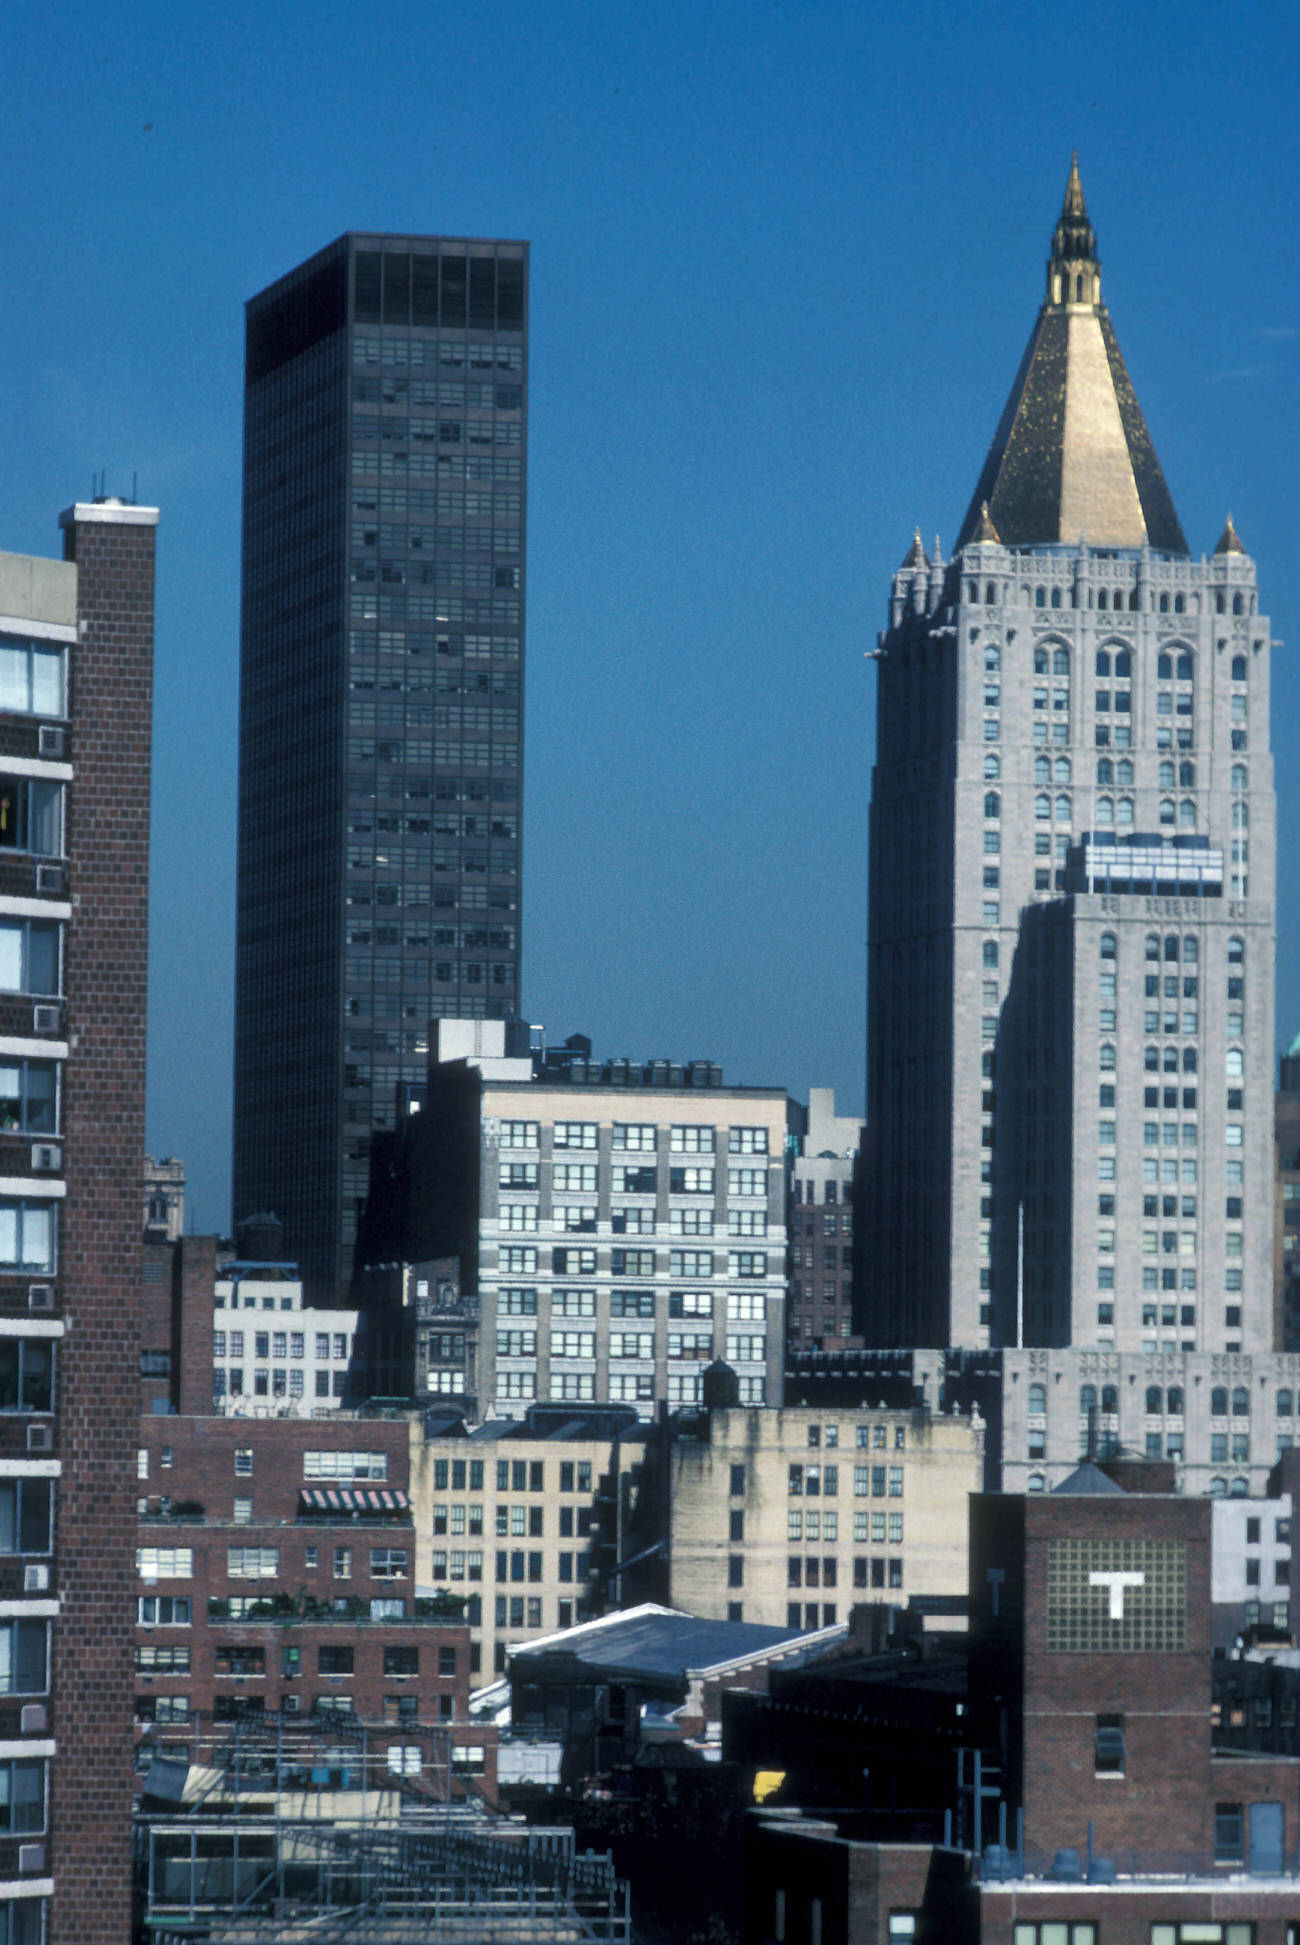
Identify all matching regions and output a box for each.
[134,1413,494,1790]
[787,1089,863,1353]
[0,504,158,1945]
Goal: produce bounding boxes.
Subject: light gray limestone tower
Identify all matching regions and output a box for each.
[863,160,1276,1358]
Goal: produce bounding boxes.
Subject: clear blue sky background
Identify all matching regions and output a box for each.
[0,1,1296,1232]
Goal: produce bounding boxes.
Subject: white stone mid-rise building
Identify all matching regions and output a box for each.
[863,160,1276,1363]
[372,1024,792,1417]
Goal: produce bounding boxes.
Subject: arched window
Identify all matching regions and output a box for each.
[985,643,1001,672]
[1054,795,1071,823]
[1027,1471,1046,1492]
[1177,654,1193,682]
[1163,1047,1179,1073]
[1230,1477,1250,1498]
[1232,654,1247,682]
[984,792,1000,820]
[1115,650,1131,678]
[1183,936,1199,963]
[1232,593,1244,616]
[1054,757,1071,784]
[1028,1383,1046,1415]
[1143,1045,1159,1072]
[1050,587,1062,609]
[1080,1384,1097,1414]
[1128,588,1140,611]
[984,752,1000,780]
[1232,801,1249,828]
[982,941,998,968]
[1099,1044,1116,1071]
[1158,652,1172,679]
[1034,648,1048,675]
[1159,595,1170,616]
[1174,594,1186,615]
[1145,1386,1163,1414]
[1145,935,1160,961]
[1100,933,1117,960]
[1101,1385,1118,1415]
[1096,650,1111,677]
[1116,796,1134,826]
[985,582,997,606]
[1096,758,1114,785]
[1179,799,1196,828]
[1232,1388,1249,1417]
[1159,798,1175,825]
[1165,935,1180,961]
[1034,755,1051,783]
[1096,796,1114,825]
[1053,648,1069,676]
[1231,764,1247,793]
[1117,759,1133,787]
[1035,587,1046,608]
[1226,1048,1244,1079]
[967,581,979,604]
[1211,1387,1228,1417]
[1228,937,1244,965]
[1097,589,1108,612]
[1168,1387,1184,1416]
[1158,760,1175,788]
[1279,1390,1294,1418]
[1182,1047,1197,1073]
[1035,794,1050,820]
[1210,1476,1227,1497]
[1179,761,1195,788]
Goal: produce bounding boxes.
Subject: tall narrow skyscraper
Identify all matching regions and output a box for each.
[863,164,1275,1357]
[234,235,528,1299]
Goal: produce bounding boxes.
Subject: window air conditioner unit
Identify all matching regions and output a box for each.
[27,1286,54,1312]
[34,865,64,894]
[18,1845,45,1875]
[30,1145,60,1174]
[25,1426,52,1454]
[19,1705,47,1735]
[32,1006,60,1036]
[22,1565,49,1594]
[37,727,65,757]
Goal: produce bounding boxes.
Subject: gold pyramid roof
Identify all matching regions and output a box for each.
[956,158,1187,556]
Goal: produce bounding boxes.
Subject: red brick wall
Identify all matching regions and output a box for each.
[1020,1495,1214,1861]
[173,1235,216,1416]
[137,1412,411,1520]
[50,508,155,1945]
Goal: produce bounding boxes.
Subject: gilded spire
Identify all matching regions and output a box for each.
[1048,152,1100,308]
[1214,512,1246,555]
[956,164,1187,556]
[900,527,926,568]
[969,501,1001,544]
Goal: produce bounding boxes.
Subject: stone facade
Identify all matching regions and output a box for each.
[666,1404,982,1630]
[862,176,1276,1364]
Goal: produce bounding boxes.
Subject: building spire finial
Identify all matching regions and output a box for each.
[1048,153,1099,307]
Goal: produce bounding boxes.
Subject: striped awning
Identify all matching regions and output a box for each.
[298,1487,410,1515]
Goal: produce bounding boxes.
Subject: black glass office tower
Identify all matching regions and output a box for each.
[234,234,528,1299]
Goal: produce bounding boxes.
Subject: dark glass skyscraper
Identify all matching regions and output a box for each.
[234,233,528,1299]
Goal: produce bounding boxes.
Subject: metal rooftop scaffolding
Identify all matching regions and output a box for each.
[134,1712,630,1944]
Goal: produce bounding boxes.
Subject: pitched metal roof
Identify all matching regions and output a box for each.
[1051,1461,1125,1496]
[956,158,1187,556]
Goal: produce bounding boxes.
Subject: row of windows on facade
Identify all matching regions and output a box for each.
[351,335,523,374]
[137,1640,456,1678]
[138,1545,409,1579]
[495,1121,772,1153]
[492,1246,775,1280]
[495,1163,770,1197]
[986,642,1252,682]
[967,575,1257,617]
[213,1330,350,1361]
[1028,1382,1267,1418]
[487,1370,765,1406]
[351,375,521,409]
[496,1288,766,1319]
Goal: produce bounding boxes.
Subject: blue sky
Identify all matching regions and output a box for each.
[0,0,1296,1232]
